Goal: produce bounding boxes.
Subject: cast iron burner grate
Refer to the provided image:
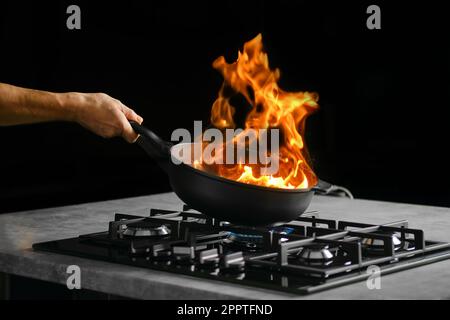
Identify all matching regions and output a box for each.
[32,206,450,295]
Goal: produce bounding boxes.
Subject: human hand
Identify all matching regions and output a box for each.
[67,92,143,143]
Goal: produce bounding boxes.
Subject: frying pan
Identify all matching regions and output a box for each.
[129,121,352,226]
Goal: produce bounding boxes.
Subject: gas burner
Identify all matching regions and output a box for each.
[225,226,296,251]
[296,244,335,266]
[122,220,171,237]
[361,231,402,254]
[270,226,295,235]
[270,226,295,243]
[225,231,264,251]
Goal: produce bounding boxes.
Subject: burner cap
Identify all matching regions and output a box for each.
[297,244,334,264]
[362,231,402,252]
[122,220,171,237]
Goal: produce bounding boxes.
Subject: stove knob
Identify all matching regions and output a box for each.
[172,246,195,263]
[221,252,245,272]
[151,248,171,259]
[197,248,219,267]
[148,243,171,260]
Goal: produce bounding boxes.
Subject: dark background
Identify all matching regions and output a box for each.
[0,0,449,213]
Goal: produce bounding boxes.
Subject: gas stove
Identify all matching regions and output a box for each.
[33,206,450,295]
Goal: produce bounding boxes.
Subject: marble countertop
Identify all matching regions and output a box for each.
[1,192,450,299]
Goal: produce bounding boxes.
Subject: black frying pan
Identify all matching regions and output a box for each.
[129,121,350,226]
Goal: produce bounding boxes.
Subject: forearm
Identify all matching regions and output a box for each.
[0,82,142,142]
[0,83,76,125]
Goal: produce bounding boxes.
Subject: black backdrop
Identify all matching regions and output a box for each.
[1,0,449,213]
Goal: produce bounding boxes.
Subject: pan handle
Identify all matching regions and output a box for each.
[313,179,354,199]
[129,120,172,172]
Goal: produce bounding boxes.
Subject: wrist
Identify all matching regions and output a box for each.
[57,92,85,122]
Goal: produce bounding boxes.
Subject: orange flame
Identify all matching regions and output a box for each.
[198,34,319,189]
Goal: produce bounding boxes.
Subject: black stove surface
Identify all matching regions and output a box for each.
[33,207,450,294]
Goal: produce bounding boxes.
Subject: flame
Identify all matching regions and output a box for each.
[199,34,319,189]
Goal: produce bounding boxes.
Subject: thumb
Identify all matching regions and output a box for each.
[121,104,143,124]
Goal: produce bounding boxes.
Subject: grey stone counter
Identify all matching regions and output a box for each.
[0,193,449,299]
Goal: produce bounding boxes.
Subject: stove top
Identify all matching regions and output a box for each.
[32,206,450,295]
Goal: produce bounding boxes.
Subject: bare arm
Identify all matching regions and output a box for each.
[0,83,143,143]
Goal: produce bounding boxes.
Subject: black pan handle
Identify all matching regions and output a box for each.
[313,179,354,199]
[129,120,172,172]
